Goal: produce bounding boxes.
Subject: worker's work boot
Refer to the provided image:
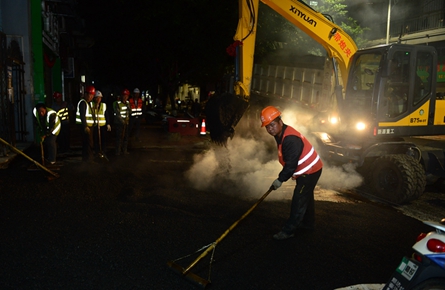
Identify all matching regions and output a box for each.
[273,231,295,240]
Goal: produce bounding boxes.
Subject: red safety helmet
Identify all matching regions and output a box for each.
[122,89,130,96]
[53,92,62,99]
[86,85,95,95]
[260,106,281,127]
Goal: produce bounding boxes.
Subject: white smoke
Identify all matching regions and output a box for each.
[185,136,283,199]
[185,106,363,200]
[279,107,364,191]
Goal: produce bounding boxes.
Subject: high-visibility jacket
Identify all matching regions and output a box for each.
[129,98,143,117]
[33,107,61,136]
[52,102,70,124]
[278,126,323,178]
[92,102,107,126]
[75,99,95,127]
[57,106,69,122]
[113,100,130,124]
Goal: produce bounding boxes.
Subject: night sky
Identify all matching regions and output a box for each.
[77,0,239,93]
[76,0,402,93]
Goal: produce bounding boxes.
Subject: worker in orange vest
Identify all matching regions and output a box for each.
[261,106,323,240]
[128,88,144,142]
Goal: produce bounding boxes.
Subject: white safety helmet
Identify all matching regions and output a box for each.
[133,88,140,94]
[95,90,103,98]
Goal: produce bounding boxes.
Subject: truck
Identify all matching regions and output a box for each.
[205,0,445,205]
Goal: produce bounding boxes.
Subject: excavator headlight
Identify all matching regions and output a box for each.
[329,116,339,125]
[356,122,366,131]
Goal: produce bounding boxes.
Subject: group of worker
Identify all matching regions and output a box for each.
[33,86,144,164]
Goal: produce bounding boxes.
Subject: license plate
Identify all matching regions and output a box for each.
[383,257,421,290]
[396,257,419,281]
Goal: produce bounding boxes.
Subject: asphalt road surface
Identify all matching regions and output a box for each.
[0,130,443,290]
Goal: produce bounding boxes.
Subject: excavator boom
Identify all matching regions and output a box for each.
[235,0,357,96]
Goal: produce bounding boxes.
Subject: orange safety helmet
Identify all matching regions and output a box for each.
[53,92,62,99]
[260,106,281,127]
[86,85,95,95]
[122,89,130,96]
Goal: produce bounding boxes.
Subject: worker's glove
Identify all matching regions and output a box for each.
[270,179,282,190]
[107,124,111,131]
[84,127,90,134]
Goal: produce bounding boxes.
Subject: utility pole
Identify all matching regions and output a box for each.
[386,0,391,44]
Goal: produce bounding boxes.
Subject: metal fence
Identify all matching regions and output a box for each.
[388,10,445,38]
[0,32,10,151]
[251,64,323,107]
[0,33,27,157]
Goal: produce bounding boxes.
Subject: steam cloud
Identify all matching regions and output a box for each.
[186,106,363,201]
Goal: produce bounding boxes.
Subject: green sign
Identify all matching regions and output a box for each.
[437,57,445,83]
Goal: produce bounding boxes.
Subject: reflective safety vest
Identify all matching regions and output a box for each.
[114,101,130,123]
[57,106,69,123]
[129,98,143,117]
[92,102,107,126]
[33,107,61,136]
[52,101,70,123]
[278,126,323,178]
[75,99,95,127]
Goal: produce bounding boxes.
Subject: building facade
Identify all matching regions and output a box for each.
[361,0,445,92]
[0,0,91,156]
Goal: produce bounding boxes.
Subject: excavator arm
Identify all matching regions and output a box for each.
[205,0,358,145]
[236,0,358,96]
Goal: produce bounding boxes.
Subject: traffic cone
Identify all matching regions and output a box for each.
[200,119,207,136]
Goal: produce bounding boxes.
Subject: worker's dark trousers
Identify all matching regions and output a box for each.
[114,124,129,155]
[93,126,107,155]
[57,122,70,152]
[80,125,94,161]
[43,134,57,163]
[282,168,322,234]
[129,117,141,141]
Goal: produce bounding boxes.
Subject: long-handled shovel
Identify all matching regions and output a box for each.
[0,137,59,179]
[96,122,109,162]
[40,141,45,167]
[93,101,108,162]
[167,188,273,288]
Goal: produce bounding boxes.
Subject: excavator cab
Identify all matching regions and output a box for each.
[340,44,437,140]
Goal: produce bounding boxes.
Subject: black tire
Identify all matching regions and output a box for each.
[404,155,427,199]
[411,278,445,290]
[370,154,426,204]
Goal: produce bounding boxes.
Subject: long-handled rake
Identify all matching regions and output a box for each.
[167,188,273,288]
[0,137,59,179]
[40,141,45,167]
[97,123,109,161]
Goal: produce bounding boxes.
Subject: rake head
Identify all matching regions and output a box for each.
[167,261,210,288]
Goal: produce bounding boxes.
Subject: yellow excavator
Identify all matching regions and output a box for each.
[205,0,445,204]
